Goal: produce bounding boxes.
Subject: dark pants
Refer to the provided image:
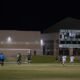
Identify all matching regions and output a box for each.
[28,58,32,63]
[0,59,4,66]
[17,58,21,64]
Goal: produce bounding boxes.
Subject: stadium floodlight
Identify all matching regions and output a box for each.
[40,39,44,46]
[7,36,12,43]
[40,39,44,54]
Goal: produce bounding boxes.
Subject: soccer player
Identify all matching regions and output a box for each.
[27,53,32,63]
[17,53,22,64]
[62,55,67,65]
[70,55,75,63]
[0,53,5,66]
[27,50,32,63]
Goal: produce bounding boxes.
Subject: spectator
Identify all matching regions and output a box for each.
[34,50,36,56]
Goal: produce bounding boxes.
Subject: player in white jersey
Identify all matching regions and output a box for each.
[70,55,75,63]
[62,55,67,65]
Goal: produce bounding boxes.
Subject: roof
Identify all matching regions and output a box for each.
[44,17,80,33]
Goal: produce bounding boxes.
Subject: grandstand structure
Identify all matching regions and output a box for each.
[42,17,80,56]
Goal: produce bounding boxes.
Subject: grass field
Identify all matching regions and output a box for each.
[0,63,80,80]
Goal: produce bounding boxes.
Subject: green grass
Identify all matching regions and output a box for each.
[5,55,58,63]
[0,63,80,80]
[5,55,80,63]
[32,55,57,63]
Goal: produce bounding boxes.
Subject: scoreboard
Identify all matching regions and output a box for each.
[59,29,80,48]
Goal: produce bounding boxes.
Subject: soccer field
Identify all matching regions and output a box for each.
[0,63,80,80]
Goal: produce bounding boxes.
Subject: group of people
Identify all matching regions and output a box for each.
[16,53,32,64]
[57,55,75,65]
[0,51,78,66]
[0,52,32,66]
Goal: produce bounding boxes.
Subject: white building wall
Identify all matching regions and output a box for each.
[0,30,41,55]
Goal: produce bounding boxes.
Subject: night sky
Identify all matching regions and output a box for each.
[2,1,80,33]
[0,16,66,31]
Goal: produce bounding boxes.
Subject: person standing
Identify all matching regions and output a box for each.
[0,53,5,66]
[70,55,75,63]
[17,53,22,64]
[27,50,32,63]
[62,55,67,65]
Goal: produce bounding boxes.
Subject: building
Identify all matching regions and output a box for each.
[41,33,59,56]
[1,17,80,57]
[0,30,41,57]
[42,17,80,56]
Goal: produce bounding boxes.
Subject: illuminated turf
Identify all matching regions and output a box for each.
[0,63,80,80]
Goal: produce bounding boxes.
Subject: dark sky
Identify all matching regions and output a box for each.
[1,16,80,32]
[0,16,66,32]
[2,1,80,33]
